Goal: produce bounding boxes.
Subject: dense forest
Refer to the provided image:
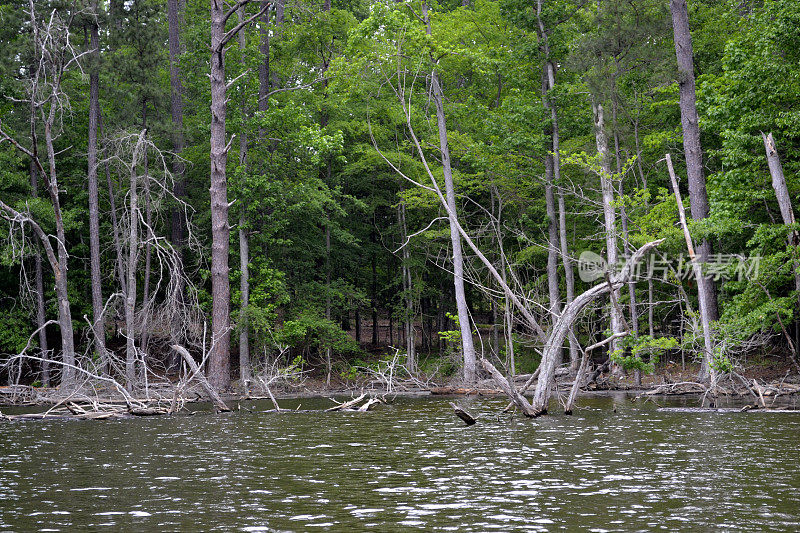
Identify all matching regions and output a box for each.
[1,0,798,409]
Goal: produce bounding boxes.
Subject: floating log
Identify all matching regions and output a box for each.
[325,393,367,412]
[449,402,476,425]
[429,387,502,396]
[358,398,382,411]
[129,407,169,416]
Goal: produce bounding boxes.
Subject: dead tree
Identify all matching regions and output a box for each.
[484,239,662,417]
[237,6,252,386]
[666,154,716,386]
[0,4,92,388]
[422,1,477,383]
[103,129,201,391]
[398,199,417,372]
[172,345,230,413]
[763,132,800,360]
[592,100,625,369]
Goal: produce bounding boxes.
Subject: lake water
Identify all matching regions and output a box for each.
[1,394,799,531]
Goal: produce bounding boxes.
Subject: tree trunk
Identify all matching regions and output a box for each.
[30,162,50,386]
[666,154,716,383]
[545,153,561,320]
[28,82,50,386]
[239,209,251,384]
[258,0,270,123]
[424,3,476,383]
[542,78,561,325]
[528,240,663,415]
[371,233,378,346]
[325,221,332,384]
[45,115,76,387]
[139,103,153,370]
[558,192,578,369]
[763,132,800,359]
[106,155,127,298]
[208,0,232,390]
[399,200,416,372]
[167,0,186,302]
[611,96,639,339]
[670,0,720,345]
[87,2,108,373]
[125,131,147,390]
[173,345,230,413]
[239,6,252,385]
[502,256,515,375]
[592,100,624,366]
[537,1,565,348]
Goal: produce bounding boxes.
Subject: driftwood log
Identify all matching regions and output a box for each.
[430,387,502,396]
[325,393,367,411]
[326,393,382,412]
[449,402,476,425]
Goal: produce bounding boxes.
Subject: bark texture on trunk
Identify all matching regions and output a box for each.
[593,101,624,361]
[44,107,76,387]
[537,5,561,325]
[558,192,578,368]
[87,2,108,373]
[536,1,576,367]
[168,0,186,255]
[238,7,252,385]
[764,133,796,228]
[399,200,416,372]
[167,0,187,368]
[545,152,561,320]
[670,0,719,335]
[30,162,50,386]
[209,0,232,390]
[125,131,147,390]
[432,71,476,383]
[611,97,639,338]
[139,104,153,371]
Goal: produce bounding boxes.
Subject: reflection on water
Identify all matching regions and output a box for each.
[1,394,799,531]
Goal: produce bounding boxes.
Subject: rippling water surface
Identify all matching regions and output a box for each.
[1,394,799,531]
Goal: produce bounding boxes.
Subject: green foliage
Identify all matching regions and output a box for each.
[2,0,799,384]
[437,312,462,346]
[0,306,31,355]
[611,335,678,374]
[276,312,362,360]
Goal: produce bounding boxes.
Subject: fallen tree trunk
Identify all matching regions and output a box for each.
[430,387,502,396]
[172,344,231,413]
[358,397,382,411]
[480,359,537,417]
[325,393,366,411]
[449,401,476,425]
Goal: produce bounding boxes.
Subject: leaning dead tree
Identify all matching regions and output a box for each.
[0,4,92,389]
[367,22,664,417]
[481,240,662,416]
